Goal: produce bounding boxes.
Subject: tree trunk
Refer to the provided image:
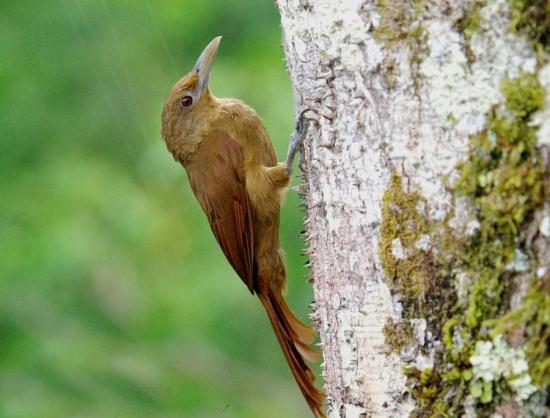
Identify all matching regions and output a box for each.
[277,1,550,417]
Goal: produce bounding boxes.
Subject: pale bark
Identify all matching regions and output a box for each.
[276,1,549,417]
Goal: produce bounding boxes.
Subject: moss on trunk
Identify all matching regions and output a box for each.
[379,71,549,416]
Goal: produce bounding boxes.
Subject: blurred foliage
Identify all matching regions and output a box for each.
[0,1,314,417]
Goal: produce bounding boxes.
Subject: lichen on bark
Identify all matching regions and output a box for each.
[277,0,549,415]
[379,68,549,417]
[445,71,548,415]
[374,1,550,415]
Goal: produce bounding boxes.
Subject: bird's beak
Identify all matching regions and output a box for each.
[192,36,222,92]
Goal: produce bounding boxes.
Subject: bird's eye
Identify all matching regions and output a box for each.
[181,95,193,107]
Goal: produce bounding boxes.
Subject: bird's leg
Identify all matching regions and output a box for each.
[286,111,310,177]
[264,110,311,193]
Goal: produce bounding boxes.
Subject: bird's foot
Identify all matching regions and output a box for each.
[286,111,310,176]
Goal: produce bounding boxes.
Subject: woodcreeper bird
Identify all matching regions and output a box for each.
[161,37,325,417]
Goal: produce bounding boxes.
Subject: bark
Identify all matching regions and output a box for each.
[276,1,550,417]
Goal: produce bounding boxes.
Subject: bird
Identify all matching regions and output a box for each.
[160,36,325,418]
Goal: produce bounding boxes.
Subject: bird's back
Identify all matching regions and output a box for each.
[213,98,277,168]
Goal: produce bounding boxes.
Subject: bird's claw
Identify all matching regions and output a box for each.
[286,111,310,176]
[295,115,309,136]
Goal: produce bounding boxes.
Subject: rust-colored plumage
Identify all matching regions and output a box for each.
[161,37,325,417]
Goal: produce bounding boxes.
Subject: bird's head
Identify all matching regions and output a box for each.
[161,36,222,160]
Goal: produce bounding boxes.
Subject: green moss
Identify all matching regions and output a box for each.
[442,318,458,349]
[406,367,464,417]
[375,16,548,406]
[374,0,422,44]
[452,71,545,334]
[383,317,415,353]
[379,173,458,360]
[457,1,484,39]
[374,0,428,87]
[489,275,550,387]
[510,0,550,53]
[454,1,486,64]
[501,73,545,118]
[390,70,548,416]
[379,173,433,315]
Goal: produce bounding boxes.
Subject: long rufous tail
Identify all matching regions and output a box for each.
[259,290,326,418]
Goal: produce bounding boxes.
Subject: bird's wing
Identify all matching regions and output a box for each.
[185,129,255,292]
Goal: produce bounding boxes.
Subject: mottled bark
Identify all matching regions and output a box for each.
[277,1,549,417]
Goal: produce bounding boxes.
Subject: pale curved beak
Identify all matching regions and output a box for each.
[192,36,222,92]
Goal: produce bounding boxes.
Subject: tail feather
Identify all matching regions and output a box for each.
[273,297,319,363]
[259,291,326,418]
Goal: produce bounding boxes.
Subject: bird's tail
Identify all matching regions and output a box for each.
[259,290,326,418]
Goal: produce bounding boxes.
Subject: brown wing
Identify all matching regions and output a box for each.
[185,129,255,292]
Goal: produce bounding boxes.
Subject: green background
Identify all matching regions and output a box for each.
[0,1,315,417]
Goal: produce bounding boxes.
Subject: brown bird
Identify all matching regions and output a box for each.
[161,36,325,417]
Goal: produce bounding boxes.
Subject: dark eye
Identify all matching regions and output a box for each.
[181,95,193,107]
